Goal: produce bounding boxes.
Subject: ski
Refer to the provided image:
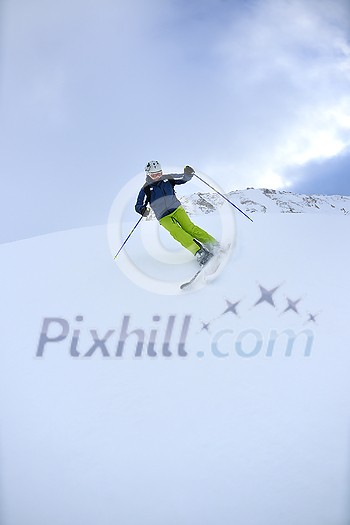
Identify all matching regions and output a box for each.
[180,268,203,290]
[180,244,231,290]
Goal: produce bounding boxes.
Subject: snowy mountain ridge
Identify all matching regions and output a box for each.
[180,187,350,216]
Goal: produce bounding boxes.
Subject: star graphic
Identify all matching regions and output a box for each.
[307,312,319,323]
[254,284,280,308]
[200,321,211,332]
[222,299,241,316]
[283,297,302,314]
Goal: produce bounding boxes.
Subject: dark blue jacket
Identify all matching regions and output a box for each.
[135,172,193,220]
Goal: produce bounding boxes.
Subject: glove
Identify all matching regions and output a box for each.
[184,165,195,175]
[140,206,150,217]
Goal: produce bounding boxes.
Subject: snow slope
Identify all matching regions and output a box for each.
[1,190,350,525]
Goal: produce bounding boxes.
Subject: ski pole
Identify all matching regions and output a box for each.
[114,215,143,260]
[194,173,253,222]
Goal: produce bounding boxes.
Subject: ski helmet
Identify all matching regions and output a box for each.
[145,160,162,174]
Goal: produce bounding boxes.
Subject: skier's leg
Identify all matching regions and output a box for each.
[172,206,218,245]
[159,213,199,255]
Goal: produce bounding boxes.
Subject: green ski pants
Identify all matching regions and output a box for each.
[159,206,217,255]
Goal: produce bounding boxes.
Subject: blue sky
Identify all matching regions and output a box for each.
[1,0,350,243]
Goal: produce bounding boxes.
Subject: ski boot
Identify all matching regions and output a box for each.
[195,246,213,267]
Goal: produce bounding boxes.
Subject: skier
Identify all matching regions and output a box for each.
[135,161,219,266]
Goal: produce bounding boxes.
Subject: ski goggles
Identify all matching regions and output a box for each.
[149,170,163,180]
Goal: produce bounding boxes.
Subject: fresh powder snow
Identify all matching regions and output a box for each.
[1,188,350,525]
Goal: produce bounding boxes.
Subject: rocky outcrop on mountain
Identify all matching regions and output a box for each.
[180,188,350,216]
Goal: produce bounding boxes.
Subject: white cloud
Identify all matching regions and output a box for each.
[204,0,350,191]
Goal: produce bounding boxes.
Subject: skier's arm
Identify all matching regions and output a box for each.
[168,166,195,186]
[135,187,149,216]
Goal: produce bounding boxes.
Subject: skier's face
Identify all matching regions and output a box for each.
[149,170,162,181]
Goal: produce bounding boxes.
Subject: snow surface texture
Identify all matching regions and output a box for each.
[1,189,350,525]
[179,187,350,217]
